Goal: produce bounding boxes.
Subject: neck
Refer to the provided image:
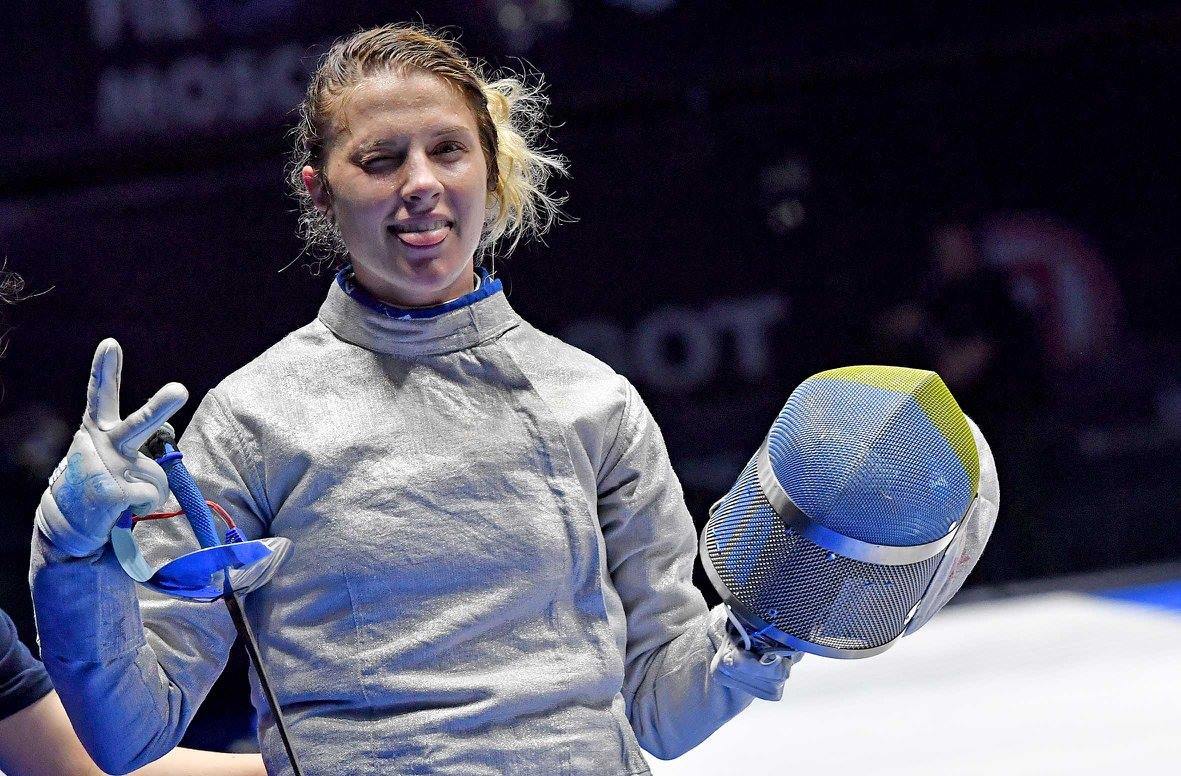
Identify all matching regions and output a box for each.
[335,266,498,321]
[401,272,481,308]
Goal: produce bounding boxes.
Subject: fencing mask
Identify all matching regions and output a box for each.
[700,365,996,659]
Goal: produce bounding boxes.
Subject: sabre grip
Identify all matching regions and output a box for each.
[143,424,221,550]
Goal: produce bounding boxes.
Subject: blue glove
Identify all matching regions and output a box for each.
[35,339,188,557]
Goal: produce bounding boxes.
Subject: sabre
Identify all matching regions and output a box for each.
[111,423,305,776]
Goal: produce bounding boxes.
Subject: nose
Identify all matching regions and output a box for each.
[400,151,443,210]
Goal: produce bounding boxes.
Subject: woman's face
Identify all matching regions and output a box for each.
[304,69,489,307]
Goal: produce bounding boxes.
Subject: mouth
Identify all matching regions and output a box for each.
[388,218,452,249]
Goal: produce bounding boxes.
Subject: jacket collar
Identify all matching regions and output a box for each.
[318,268,520,357]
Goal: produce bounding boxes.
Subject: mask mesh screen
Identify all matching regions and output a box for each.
[704,455,942,651]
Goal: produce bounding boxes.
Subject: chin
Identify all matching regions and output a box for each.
[353,241,474,306]
[401,253,463,280]
[392,255,472,302]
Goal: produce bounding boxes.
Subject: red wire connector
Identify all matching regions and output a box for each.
[134,500,237,530]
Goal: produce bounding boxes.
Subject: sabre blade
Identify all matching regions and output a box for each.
[225,594,305,776]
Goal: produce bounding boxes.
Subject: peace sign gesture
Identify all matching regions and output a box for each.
[35,339,189,558]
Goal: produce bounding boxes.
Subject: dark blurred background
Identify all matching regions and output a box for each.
[1,0,1178,751]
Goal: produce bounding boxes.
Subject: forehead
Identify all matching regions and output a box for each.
[333,68,477,144]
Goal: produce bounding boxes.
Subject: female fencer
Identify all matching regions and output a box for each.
[30,24,795,775]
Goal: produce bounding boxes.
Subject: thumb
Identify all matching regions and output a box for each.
[111,382,189,456]
[122,463,172,516]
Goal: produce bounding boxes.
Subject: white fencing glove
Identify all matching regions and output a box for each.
[35,338,188,558]
[710,605,803,701]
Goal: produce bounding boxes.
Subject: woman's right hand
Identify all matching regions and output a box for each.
[35,338,188,558]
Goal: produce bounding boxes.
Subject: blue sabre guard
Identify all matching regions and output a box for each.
[109,423,292,602]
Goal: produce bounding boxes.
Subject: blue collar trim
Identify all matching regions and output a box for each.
[335,266,502,320]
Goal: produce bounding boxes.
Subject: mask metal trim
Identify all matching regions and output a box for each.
[698,525,904,659]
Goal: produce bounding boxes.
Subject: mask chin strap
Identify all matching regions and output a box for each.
[114,424,305,776]
[722,604,801,666]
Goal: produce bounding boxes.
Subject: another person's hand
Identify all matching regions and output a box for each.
[0,689,267,776]
[35,338,188,558]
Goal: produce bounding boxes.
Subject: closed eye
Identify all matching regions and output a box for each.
[359,154,400,172]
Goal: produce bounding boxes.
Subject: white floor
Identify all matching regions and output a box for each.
[648,592,1181,776]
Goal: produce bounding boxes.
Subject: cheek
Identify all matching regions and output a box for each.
[334,179,395,222]
[454,155,490,219]
[468,186,489,220]
[453,170,489,224]
[459,191,488,241]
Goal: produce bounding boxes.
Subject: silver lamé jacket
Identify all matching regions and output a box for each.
[30,276,776,775]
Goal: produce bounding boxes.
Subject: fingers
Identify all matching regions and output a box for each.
[123,462,172,515]
[110,382,189,455]
[85,338,123,429]
[123,481,168,516]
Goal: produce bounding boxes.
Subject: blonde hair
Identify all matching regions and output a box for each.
[287,23,568,270]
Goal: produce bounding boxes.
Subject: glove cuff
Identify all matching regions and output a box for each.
[35,489,106,559]
[708,604,801,701]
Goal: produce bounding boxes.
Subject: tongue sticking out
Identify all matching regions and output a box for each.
[396,226,450,248]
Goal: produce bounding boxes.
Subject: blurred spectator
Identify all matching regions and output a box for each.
[979,211,1123,373]
[877,212,1176,578]
[982,213,1181,449]
[0,402,72,480]
[877,221,1047,425]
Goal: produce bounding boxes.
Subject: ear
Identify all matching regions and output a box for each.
[302,166,332,217]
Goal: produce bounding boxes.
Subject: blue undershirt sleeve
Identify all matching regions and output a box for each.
[0,609,53,722]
